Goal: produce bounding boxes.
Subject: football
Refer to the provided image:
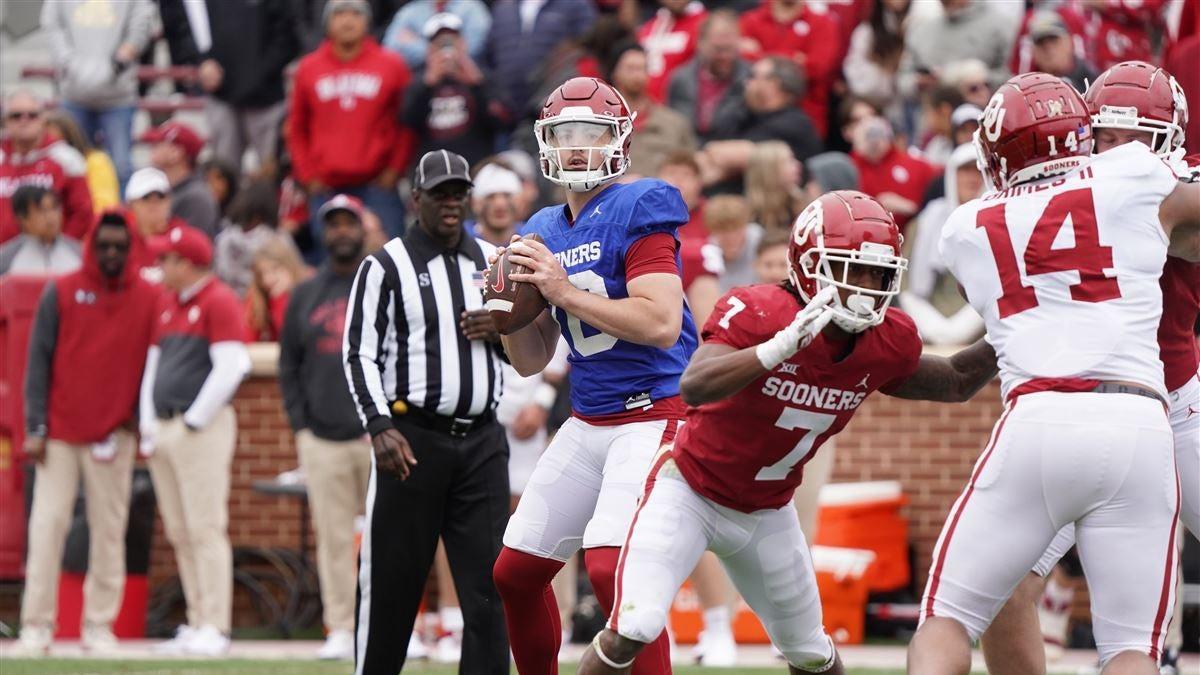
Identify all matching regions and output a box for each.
[484,233,549,335]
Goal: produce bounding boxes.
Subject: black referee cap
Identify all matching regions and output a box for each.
[414,150,473,191]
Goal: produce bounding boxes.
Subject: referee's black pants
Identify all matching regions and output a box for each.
[354,416,510,674]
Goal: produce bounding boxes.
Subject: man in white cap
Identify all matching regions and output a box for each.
[469,162,525,246]
[124,168,190,241]
[383,0,491,69]
[401,12,508,166]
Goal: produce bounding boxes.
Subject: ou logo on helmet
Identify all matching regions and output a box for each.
[792,198,823,247]
[981,92,1007,143]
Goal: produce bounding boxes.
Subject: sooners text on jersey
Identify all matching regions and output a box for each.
[522,178,697,416]
[671,284,922,513]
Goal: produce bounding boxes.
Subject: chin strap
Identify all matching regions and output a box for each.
[591,634,635,670]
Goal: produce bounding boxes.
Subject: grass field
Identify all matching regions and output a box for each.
[0,662,908,675]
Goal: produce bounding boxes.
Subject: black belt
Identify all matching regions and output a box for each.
[394,405,494,438]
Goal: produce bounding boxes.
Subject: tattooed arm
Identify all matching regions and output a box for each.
[887,338,998,403]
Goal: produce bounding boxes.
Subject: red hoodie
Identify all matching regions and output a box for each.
[638,2,708,102]
[851,146,938,232]
[288,38,415,188]
[25,216,161,443]
[0,134,93,244]
[739,0,840,139]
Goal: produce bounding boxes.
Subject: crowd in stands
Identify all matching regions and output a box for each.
[3,0,1199,660]
[7,0,1196,346]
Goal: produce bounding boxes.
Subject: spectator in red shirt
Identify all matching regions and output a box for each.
[738,0,840,138]
[849,115,937,232]
[1166,37,1200,155]
[638,0,708,103]
[666,10,749,143]
[0,91,93,244]
[288,0,415,258]
[1083,0,1168,70]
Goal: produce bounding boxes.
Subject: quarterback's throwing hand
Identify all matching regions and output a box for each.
[507,239,571,305]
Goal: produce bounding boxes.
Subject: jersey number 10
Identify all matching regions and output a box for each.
[976,188,1122,319]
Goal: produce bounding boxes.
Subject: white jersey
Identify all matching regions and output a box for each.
[939,141,1178,401]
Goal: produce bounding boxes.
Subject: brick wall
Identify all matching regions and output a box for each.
[143,371,1007,608]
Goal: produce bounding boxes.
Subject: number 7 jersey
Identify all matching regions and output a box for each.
[939,141,1177,402]
[672,284,923,513]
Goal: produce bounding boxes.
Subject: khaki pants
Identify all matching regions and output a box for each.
[147,407,235,633]
[21,431,135,631]
[296,430,371,632]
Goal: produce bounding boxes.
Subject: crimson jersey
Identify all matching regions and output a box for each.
[672,284,923,513]
[1160,155,1200,393]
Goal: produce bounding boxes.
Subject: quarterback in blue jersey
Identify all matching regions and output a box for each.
[491,77,690,674]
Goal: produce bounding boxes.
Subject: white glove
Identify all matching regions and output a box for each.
[755,287,837,370]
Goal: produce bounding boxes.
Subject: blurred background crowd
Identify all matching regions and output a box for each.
[2,0,1199,665]
[3,0,1198,343]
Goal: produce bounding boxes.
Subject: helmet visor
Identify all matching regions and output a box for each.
[543,121,614,149]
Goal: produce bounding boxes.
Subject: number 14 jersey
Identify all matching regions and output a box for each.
[672,284,923,513]
[939,141,1178,402]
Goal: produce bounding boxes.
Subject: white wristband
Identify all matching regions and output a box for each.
[532,382,557,409]
[755,329,799,371]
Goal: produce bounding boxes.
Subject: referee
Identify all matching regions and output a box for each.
[344,150,510,674]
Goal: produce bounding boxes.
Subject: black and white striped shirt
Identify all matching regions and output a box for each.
[343,226,504,436]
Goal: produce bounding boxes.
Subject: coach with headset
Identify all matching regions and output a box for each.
[343,149,510,674]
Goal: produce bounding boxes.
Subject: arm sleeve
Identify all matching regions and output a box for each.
[625,232,680,281]
[125,0,158,53]
[462,1,492,60]
[24,283,59,436]
[87,153,121,214]
[401,78,433,130]
[388,61,416,173]
[287,66,314,184]
[343,256,398,437]
[700,289,764,349]
[277,289,308,432]
[626,183,690,245]
[879,312,926,394]
[139,345,161,431]
[262,0,301,78]
[183,341,251,428]
[382,10,418,63]
[40,2,73,66]
[61,175,94,241]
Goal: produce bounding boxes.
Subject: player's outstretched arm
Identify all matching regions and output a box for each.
[1161,181,1200,262]
[886,338,997,403]
[499,310,560,377]
[682,291,835,406]
[680,342,771,406]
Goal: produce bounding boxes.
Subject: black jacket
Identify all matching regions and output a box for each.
[159,0,300,107]
[711,102,823,164]
[278,265,366,441]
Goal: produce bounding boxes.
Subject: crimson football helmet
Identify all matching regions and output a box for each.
[788,191,907,334]
[534,77,634,192]
[974,72,1094,191]
[1085,60,1188,156]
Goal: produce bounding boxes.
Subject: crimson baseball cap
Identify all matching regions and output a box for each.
[140,121,205,161]
[317,193,366,223]
[147,224,213,267]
